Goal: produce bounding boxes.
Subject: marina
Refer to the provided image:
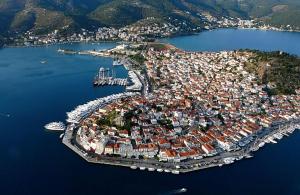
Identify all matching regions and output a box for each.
[66,92,140,124]
[93,67,128,87]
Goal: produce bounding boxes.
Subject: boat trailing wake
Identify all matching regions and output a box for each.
[0,113,10,118]
[159,188,187,195]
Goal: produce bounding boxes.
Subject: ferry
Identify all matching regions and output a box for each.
[44,122,65,131]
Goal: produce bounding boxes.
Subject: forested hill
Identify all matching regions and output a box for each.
[0,0,300,36]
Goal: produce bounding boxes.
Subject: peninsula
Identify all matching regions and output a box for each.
[61,42,300,174]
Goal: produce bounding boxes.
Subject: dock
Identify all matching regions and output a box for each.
[93,67,127,86]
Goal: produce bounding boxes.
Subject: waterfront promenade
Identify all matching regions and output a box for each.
[63,118,300,174]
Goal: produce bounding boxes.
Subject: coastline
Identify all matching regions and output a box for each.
[63,117,300,174]
[2,26,300,50]
[58,45,300,173]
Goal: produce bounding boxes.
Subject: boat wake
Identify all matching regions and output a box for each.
[0,113,10,118]
[160,188,187,195]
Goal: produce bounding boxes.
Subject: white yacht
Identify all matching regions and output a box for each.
[113,60,123,66]
[130,165,137,170]
[223,157,235,164]
[44,122,65,131]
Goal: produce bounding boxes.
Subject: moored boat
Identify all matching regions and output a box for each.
[44,122,65,131]
[130,165,137,169]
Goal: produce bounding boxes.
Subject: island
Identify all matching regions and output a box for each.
[60,42,300,174]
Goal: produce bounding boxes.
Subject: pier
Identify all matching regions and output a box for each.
[93,67,127,86]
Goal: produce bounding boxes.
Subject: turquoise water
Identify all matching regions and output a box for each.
[0,29,300,195]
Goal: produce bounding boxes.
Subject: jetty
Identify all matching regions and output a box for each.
[93,67,127,86]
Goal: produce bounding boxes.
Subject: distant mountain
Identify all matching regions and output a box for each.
[0,0,300,36]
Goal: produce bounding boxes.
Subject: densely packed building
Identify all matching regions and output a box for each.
[76,47,300,162]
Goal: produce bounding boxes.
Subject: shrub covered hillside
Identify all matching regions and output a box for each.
[0,0,300,36]
[244,50,300,95]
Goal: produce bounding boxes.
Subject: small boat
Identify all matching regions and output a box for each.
[40,60,47,64]
[171,170,180,174]
[179,188,187,193]
[258,142,265,148]
[59,133,64,139]
[130,166,137,170]
[148,167,155,171]
[268,137,277,144]
[223,157,235,164]
[157,169,163,172]
[164,169,170,173]
[139,167,146,170]
[113,59,123,66]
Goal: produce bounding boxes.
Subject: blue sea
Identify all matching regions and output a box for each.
[0,29,300,195]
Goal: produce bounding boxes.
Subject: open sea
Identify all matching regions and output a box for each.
[0,29,300,195]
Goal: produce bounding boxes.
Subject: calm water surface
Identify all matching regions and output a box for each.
[162,28,300,55]
[1,29,300,195]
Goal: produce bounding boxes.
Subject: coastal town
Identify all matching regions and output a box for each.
[51,42,300,174]
[4,16,297,47]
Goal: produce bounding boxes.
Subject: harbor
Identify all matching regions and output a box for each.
[93,67,127,86]
[59,42,300,174]
[2,29,300,195]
